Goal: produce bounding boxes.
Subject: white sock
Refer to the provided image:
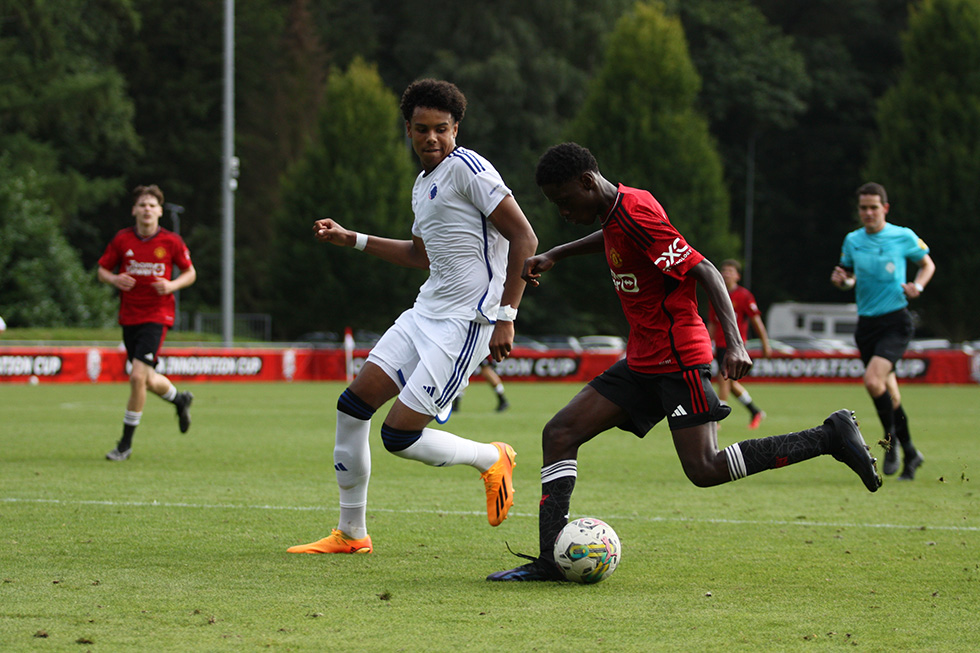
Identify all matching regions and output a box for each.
[123,410,142,426]
[494,383,505,396]
[161,385,177,402]
[395,427,499,472]
[334,411,371,539]
[737,392,753,406]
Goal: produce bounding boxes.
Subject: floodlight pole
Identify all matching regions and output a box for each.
[164,202,185,328]
[221,0,237,346]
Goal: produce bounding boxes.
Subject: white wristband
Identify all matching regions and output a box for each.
[497,305,518,322]
[353,232,368,251]
[914,282,924,293]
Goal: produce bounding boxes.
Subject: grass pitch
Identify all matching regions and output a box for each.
[1,380,978,651]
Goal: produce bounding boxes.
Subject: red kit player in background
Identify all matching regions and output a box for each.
[98,185,196,461]
[707,259,773,428]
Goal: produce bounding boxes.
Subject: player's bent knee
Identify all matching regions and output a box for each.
[379,424,422,453]
[679,458,728,488]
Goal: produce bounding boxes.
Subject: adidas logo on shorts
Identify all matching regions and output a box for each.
[671,405,688,418]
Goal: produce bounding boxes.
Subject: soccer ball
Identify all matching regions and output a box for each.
[553,517,621,584]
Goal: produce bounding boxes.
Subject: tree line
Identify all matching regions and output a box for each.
[2,0,977,341]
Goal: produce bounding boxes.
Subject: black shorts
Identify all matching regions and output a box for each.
[122,323,168,368]
[854,308,913,366]
[588,359,731,437]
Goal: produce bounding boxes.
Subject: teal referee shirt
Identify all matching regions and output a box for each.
[839,223,929,317]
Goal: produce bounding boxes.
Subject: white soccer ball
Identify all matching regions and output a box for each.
[553,517,621,584]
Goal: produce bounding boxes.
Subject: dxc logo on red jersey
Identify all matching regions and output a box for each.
[610,270,638,293]
[654,238,690,270]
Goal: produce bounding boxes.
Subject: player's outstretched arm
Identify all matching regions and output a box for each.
[312,218,428,270]
[689,260,752,380]
[488,195,539,362]
[521,230,604,287]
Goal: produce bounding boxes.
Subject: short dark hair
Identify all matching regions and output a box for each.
[720,259,741,273]
[535,142,599,187]
[856,182,888,204]
[132,184,164,205]
[400,79,467,124]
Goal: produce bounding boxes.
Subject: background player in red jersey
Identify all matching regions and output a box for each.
[488,143,880,582]
[707,259,772,428]
[98,185,196,461]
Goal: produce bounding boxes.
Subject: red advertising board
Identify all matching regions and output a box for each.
[1,345,977,384]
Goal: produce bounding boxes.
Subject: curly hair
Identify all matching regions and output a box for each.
[400,79,467,124]
[534,142,599,187]
[132,184,164,205]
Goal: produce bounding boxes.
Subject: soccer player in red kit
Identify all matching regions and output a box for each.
[98,185,196,461]
[488,143,880,581]
[707,259,773,428]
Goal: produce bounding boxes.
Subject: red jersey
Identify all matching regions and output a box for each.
[708,285,761,348]
[602,184,711,374]
[98,227,192,326]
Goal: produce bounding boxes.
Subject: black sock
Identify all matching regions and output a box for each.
[892,405,917,457]
[872,390,894,445]
[539,473,576,561]
[728,424,830,479]
[118,423,136,451]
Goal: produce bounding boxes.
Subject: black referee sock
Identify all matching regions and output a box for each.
[892,405,917,457]
[539,474,576,561]
[872,390,895,446]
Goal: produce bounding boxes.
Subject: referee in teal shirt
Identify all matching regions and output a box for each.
[831,182,935,481]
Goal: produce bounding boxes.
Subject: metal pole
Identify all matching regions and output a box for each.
[164,202,185,329]
[221,0,237,346]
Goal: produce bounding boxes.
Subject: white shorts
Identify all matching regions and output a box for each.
[367,309,492,417]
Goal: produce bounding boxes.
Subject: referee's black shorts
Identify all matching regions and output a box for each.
[854,308,913,366]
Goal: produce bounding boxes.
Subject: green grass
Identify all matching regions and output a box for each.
[1,327,224,343]
[1,381,978,651]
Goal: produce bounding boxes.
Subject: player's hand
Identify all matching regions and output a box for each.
[113,273,137,291]
[313,218,354,246]
[902,282,922,299]
[831,266,853,289]
[488,321,515,362]
[721,344,753,381]
[521,254,555,287]
[150,278,174,295]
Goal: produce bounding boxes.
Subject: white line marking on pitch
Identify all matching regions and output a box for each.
[3,496,977,533]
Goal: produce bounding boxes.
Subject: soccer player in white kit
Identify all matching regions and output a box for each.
[288,79,539,554]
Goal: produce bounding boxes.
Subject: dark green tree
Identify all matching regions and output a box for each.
[0,0,141,255]
[270,58,421,338]
[740,0,907,310]
[678,0,810,289]
[235,0,326,313]
[531,1,737,337]
[0,157,115,327]
[570,1,736,262]
[864,0,980,340]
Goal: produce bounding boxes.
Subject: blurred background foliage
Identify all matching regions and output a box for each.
[1,0,976,340]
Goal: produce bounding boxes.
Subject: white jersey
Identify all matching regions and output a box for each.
[411,146,512,323]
